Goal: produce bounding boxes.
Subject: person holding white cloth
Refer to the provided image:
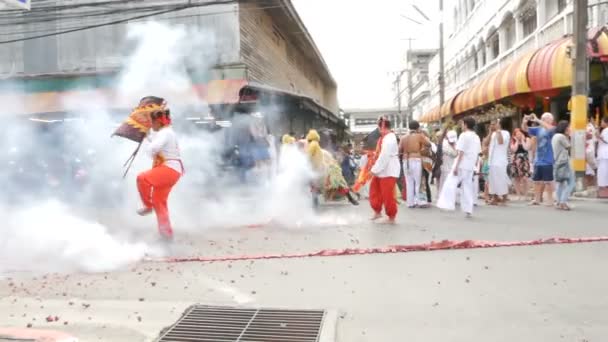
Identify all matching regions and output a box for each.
[487,118,511,205]
[439,130,458,194]
[439,117,481,217]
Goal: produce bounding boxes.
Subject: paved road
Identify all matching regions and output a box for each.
[1,199,607,341]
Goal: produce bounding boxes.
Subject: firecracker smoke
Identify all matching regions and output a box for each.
[0,21,330,277]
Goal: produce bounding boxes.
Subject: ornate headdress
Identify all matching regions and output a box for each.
[112,98,169,143]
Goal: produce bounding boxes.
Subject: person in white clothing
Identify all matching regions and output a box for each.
[453,117,482,217]
[370,116,401,224]
[439,130,458,194]
[136,96,183,241]
[597,117,608,189]
[487,118,511,205]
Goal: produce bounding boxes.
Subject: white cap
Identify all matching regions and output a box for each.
[446,130,457,143]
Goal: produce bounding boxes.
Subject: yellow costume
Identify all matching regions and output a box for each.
[306,129,350,201]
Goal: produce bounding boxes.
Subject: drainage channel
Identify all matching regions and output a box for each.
[157,305,326,342]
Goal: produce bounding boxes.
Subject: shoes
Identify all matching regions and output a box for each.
[137,207,153,216]
[370,213,382,221]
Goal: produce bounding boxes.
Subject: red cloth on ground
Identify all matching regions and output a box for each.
[137,165,181,237]
[369,176,398,219]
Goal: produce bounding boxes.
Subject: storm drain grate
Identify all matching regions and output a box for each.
[158,305,326,342]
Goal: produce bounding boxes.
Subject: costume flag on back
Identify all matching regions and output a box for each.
[112,98,169,177]
[112,102,167,143]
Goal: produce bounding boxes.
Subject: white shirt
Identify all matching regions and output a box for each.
[455,130,481,171]
[371,132,401,178]
[488,130,511,167]
[598,128,608,160]
[146,126,183,174]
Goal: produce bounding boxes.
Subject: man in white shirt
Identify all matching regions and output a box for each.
[135,96,183,241]
[487,118,511,205]
[453,117,482,217]
[597,117,608,191]
[370,116,401,224]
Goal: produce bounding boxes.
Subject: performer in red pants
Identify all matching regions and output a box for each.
[369,116,400,224]
[136,97,183,240]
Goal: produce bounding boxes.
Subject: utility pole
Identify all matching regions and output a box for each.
[438,0,445,108]
[401,2,444,121]
[394,69,406,131]
[404,37,415,131]
[571,0,588,191]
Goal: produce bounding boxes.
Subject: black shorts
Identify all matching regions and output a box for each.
[532,164,554,182]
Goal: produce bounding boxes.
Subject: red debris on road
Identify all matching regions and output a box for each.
[148,237,608,263]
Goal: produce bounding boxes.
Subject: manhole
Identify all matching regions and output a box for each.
[157,305,327,342]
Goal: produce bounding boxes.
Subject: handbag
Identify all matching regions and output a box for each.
[554,147,571,182]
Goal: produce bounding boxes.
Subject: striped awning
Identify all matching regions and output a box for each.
[420,105,440,123]
[588,26,608,61]
[527,37,571,92]
[453,52,533,114]
[439,91,463,118]
[452,26,608,114]
[527,26,608,93]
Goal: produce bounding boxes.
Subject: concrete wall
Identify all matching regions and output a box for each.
[238,2,338,113]
[0,0,240,77]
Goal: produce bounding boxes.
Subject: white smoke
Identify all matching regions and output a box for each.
[0,20,331,276]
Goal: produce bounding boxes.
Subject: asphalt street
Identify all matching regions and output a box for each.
[1,199,607,342]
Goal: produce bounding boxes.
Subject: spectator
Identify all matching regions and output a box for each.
[487,118,511,205]
[509,128,531,201]
[522,112,556,206]
[551,120,574,210]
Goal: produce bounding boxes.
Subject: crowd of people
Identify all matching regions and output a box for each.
[117,97,608,238]
[308,113,608,222]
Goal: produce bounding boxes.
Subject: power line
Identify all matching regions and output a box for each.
[0,3,286,38]
[0,0,236,45]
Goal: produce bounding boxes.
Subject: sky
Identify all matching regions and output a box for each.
[292,0,439,110]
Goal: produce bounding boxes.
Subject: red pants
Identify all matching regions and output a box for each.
[137,165,181,237]
[369,176,398,219]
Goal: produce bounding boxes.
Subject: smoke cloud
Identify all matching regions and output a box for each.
[0,20,333,277]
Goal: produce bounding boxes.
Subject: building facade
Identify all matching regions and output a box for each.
[343,108,400,144]
[421,0,608,124]
[404,49,436,124]
[0,0,345,137]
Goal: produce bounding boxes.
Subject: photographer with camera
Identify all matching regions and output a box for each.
[522,112,556,206]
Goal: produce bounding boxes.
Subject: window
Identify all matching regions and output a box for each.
[503,15,515,50]
[472,48,478,71]
[557,0,567,13]
[520,5,537,37]
[491,36,499,60]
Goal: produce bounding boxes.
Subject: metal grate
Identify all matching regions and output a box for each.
[157,305,326,342]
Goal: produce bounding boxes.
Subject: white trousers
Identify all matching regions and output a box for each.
[598,159,608,187]
[472,173,479,205]
[405,159,422,207]
[488,165,510,196]
[458,168,475,215]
